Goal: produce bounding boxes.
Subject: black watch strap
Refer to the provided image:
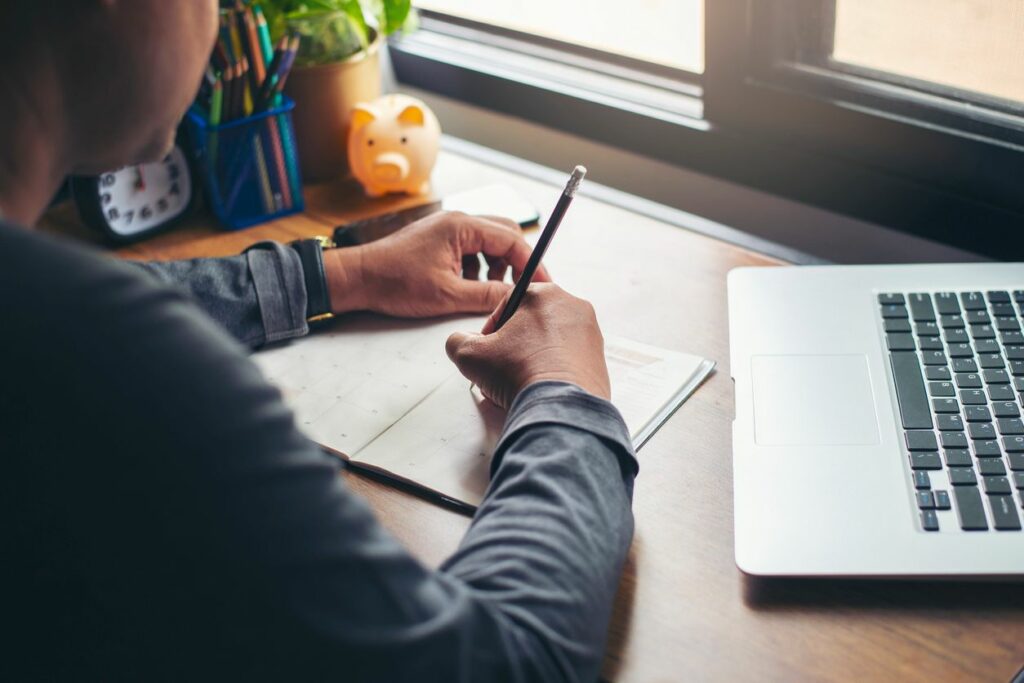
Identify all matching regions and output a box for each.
[289,237,334,323]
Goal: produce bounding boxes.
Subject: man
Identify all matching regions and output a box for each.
[0,2,637,681]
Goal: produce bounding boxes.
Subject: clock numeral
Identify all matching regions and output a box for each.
[169,182,181,196]
[168,164,180,180]
[140,206,153,220]
[123,210,134,225]
[101,193,112,206]
[107,207,120,221]
[100,174,116,188]
[157,198,169,213]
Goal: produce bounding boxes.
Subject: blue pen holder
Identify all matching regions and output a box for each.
[186,98,304,231]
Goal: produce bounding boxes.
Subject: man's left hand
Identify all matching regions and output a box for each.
[322,211,550,318]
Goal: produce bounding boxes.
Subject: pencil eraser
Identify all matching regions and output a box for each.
[566,165,587,197]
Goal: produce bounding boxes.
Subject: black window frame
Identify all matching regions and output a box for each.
[392,1,1024,260]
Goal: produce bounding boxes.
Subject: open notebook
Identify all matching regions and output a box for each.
[254,314,714,508]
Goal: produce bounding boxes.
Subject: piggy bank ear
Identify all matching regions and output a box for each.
[398,104,426,127]
[351,104,377,132]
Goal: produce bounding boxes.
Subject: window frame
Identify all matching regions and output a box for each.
[391,2,1024,259]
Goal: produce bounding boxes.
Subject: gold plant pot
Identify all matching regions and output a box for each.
[285,32,382,183]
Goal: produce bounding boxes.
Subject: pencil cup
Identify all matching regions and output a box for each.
[186,98,304,230]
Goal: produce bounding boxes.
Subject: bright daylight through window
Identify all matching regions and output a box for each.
[415,0,705,73]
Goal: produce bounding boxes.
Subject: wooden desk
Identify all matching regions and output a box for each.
[42,145,1024,682]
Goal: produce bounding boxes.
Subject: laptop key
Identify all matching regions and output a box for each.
[989,291,1011,303]
[961,292,986,310]
[950,358,974,374]
[890,352,933,429]
[881,304,909,319]
[909,452,942,470]
[925,367,951,381]
[878,293,905,305]
[988,495,1022,531]
[993,402,1020,418]
[983,369,1010,384]
[941,431,969,449]
[934,490,952,509]
[1001,330,1024,344]
[920,509,940,531]
[906,431,939,451]
[983,476,1012,495]
[998,418,1024,435]
[973,440,1001,457]
[933,398,959,413]
[885,319,912,333]
[887,333,916,351]
[990,302,1014,316]
[914,471,931,489]
[922,351,948,366]
[1005,346,1024,360]
[976,339,1001,354]
[919,336,944,350]
[996,317,1021,333]
[971,325,996,340]
[960,390,986,405]
[979,459,1007,476]
[979,353,1005,369]
[916,491,935,509]
[968,423,996,440]
[953,486,988,530]
[943,328,970,344]
[955,373,982,389]
[965,406,992,422]
[1010,454,1024,471]
[930,382,954,397]
[988,385,1015,401]
[936,414,964,431]
[1014,473,1024,489]
[949,469,978,486]
[909,293,936,322]
[934,293,960,315]
[940,314,965,329]
[1014,291,1024,304]
[1010,361,1024,376]
[965,310,991,325]
[1003,436,1024,452]
[948,345,974,360]
[943,449,972,467]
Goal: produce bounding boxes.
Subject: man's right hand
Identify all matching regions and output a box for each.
[445,284,611,409]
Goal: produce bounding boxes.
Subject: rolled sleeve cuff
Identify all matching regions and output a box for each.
[494,380,639,479]
[245,241,309,344]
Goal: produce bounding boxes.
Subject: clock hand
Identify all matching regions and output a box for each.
[134,167,146,192]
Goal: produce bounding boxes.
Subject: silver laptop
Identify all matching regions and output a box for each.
[728,264,1024,577]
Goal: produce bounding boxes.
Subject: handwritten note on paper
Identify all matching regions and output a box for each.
[254,314,714,507]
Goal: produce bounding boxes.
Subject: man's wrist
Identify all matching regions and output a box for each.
[324,246,369,314]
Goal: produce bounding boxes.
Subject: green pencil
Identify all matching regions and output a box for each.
[209,79,224,173]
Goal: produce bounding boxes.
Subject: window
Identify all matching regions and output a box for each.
[832,0,1024,105]
[415,0,704,74]
[391,0,1024,259]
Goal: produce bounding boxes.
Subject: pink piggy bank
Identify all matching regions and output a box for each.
[347,95,441,198]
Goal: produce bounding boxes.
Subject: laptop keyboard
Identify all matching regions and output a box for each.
[880,290,1024,533]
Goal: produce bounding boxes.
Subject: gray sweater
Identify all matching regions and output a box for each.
[0,223,637,682]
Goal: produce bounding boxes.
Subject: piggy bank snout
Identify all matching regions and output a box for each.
[371,152,410,182]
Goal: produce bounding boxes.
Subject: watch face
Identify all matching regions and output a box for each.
[97,146,193,236]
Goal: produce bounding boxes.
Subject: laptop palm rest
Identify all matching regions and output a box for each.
[751,354,881,446]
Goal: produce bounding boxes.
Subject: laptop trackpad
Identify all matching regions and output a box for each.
[751,355,880,446]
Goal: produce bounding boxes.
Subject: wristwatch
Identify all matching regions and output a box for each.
[289,235,337,324]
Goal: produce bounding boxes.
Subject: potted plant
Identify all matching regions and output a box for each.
[260,0,415,182]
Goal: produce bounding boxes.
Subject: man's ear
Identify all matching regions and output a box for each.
[351,104,377,132]
[398,104,426,126]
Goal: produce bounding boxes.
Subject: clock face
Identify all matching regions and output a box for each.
[97,146,193,236]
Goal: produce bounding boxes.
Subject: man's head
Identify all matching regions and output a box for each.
[3,1,219,175]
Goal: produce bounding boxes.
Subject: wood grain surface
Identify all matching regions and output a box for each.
[40,149,1024,682]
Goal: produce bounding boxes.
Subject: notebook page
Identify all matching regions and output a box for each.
[351,336,713,506]
[254,313,486,457]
